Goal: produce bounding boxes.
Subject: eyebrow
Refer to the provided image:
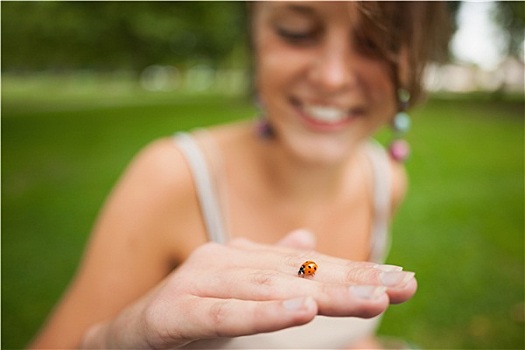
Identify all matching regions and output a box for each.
[284,4,316,15]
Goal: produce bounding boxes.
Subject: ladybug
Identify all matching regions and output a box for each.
[298,260,318,277]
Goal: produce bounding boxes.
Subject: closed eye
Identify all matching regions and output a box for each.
[276,27,321,46]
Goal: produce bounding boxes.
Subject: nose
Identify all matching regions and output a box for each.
[308,41,356,94]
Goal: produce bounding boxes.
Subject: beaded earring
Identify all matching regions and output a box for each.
[256,116,275,138]
[253,96,275,139]
[388,89,412,162]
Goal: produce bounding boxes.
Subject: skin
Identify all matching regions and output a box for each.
[254,2,398,166]
[29,2,415,349]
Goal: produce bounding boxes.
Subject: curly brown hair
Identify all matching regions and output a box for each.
[352,1,451,108]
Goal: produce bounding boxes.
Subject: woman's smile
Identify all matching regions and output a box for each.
[290,96,365,132]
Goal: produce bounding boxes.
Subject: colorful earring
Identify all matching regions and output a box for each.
[388,89,411,162]
[253,96,275,139]
[256,116,275,139]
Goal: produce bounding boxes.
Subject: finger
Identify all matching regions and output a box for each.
[344,266,417,304]
[271,251,417,302]
[230,237,379,272]
[183,296,317,340]
[386,275,418,304]
[227,239,416,304]
[276,229,317,250]
[191,268,389,317]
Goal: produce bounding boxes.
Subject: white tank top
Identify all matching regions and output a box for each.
[174,131,393,349]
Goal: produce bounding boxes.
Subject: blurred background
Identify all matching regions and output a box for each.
[2,1,523,349]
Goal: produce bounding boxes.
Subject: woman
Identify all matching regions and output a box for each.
[30,2,449,348]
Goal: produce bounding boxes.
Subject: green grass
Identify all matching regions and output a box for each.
[3,77,524,349]
[380,98,524,349]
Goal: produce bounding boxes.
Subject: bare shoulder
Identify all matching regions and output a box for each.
[78,136,203,301]
[117,135,211,211]
[86,135,207,271]
[105,136,204,248]
[389,158,408,213]
[123,137,192,191]
[103,137,198,227]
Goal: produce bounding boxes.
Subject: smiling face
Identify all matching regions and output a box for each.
[252,1,399,165]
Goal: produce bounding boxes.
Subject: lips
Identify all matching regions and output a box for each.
[303,104,348,124]
[292,98,364,130]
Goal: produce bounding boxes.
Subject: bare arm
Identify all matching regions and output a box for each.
[29,138,197,348]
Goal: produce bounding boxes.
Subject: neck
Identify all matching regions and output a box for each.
[254,135,359,204]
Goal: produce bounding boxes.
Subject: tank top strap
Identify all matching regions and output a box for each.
[363,140,393,263]
[173,132,228,244]
[173,133,392,261]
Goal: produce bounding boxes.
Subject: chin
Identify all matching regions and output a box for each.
[282,133,359,167]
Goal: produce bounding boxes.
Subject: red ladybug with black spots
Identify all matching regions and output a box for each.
[298,260,318,277]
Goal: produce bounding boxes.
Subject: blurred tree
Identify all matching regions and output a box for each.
[492,1,525,60]
[2,1,522,72]
[1,1,246,72]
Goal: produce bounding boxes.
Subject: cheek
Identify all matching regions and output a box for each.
[257,53,293,94]
[255,36,307,98]
[363,64,397,118]
[257,52,285,92]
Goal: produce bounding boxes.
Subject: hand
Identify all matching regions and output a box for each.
[81,229,417,349]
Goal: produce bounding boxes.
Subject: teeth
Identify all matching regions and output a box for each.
[304,105,347,123]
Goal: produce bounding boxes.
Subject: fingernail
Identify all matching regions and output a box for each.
[350,285,387,300]
[283,297,308,311]
[374,264,403,272]
[380,271,415,287]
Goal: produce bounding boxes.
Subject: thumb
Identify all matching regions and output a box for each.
[276,229,317,250]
